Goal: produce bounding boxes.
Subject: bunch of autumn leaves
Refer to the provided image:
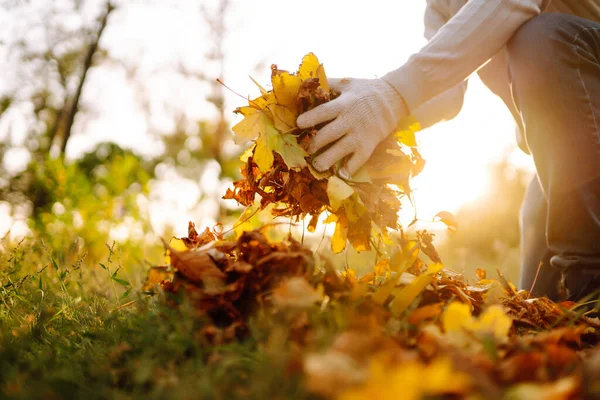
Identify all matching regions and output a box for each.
[223,53,425,254]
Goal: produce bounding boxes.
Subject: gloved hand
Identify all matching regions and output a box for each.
[296,77,409,179]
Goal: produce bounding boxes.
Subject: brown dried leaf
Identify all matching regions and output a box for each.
[169,248,226,286]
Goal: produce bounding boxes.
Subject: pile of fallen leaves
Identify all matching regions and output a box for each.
[146,223,600,399]
[145,54,600,399]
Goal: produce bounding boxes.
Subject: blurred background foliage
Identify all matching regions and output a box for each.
[0,0,242,264]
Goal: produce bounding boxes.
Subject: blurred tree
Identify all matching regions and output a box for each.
[59,1,114,155]
[0,0,245,240]
[0,0,115,158]
[159,0,231,161]
[0,0,122,222]
[159,0,242,222]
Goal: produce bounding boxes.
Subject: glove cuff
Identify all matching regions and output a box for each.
[382,61,430,115]
[377,78,409,122]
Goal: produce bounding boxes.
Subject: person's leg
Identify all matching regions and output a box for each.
[507,13,600,301]
[519,176,561,300]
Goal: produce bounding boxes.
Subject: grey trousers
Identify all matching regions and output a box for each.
[509,13,600,301]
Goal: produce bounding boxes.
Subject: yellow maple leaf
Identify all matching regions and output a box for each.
[250,91,277,111]
[164,237,188,265]
[442,302,512,341]
[239,144,255,162]
[234,105,258,117]
[329,213,349,254]
[338,357,471,400]
[272,71,302,115]
[389,240,419,275]
[373,258,390,278]
[346,165,371,183]
[298,52,320,81]
[254,117,278,172]
[143,267,173,292]
[372,279,397,305]
[342,267,357,284]
[266,104,297,132]
[235,98,307,171]
[233,202,261,238]
[327,176,355,212]
[350,281,370,300]
[306,163,331,180]
[442,302,474,333]
[340,194,368,222]
[232,109,265,144]
[395,115,422,147]
[476,304,513,339]
[316,63,330,92]
[275,132,308,169]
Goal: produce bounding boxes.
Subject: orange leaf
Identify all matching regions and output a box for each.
[407,302,443,325]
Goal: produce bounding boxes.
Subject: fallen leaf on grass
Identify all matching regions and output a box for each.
[338,357,472,400]
[391,262,443,315]
[143,267,173,292]
[407,302,443,325]
[168,248,226,287]
[442,302,512,342]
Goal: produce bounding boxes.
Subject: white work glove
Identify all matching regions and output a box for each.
[296,77,409,179]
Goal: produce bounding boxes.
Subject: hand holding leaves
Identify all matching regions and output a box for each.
[297,77,409,179]
[226,54,424,254]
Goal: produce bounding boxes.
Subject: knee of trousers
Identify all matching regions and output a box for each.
[507,13,573,80]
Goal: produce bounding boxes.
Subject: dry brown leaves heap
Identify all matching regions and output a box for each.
[146,222,600,399]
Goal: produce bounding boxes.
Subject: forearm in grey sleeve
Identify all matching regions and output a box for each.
[384,0,546,113]
[413,81,468,129]
[411,0,468,129]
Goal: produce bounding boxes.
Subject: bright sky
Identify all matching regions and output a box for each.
[1,0,535,238]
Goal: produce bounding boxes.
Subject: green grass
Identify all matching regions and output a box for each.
[0,235,327,399]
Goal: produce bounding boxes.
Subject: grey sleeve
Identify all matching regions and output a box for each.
[412,0,468,129]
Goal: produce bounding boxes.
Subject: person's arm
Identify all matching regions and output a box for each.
[414,84,467,129]
[297,0,548,177]
[413,0,468,129]
[383,0,548,113]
